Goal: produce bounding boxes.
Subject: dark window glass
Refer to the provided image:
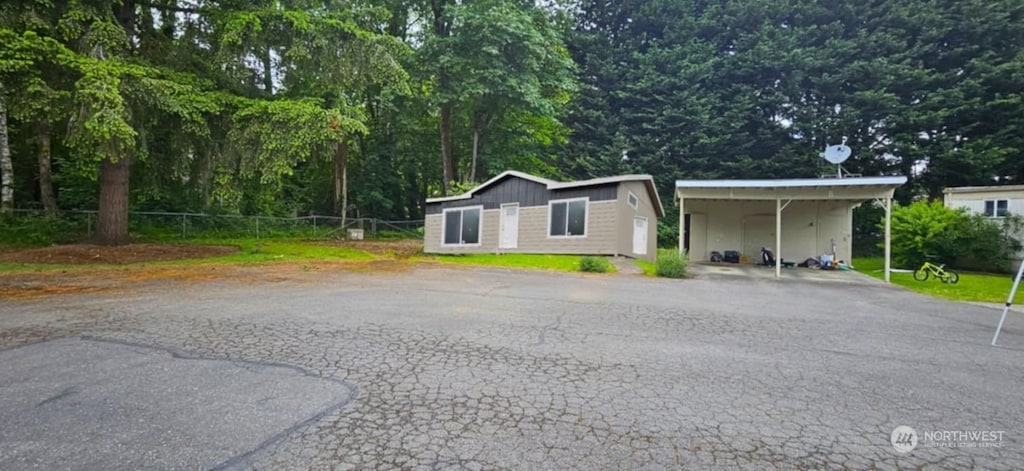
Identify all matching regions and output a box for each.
[986,200,996,217]
[997,200,1008,217]
[462,208,480,244]
[444,211,461,244]
[567,200,587,236]
[550,202,567,236]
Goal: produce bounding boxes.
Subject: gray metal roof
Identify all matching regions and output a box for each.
[943,184,1024,194]
[675,176,907,189]
[427,171,666,217]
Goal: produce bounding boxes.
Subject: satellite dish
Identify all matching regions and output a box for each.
[823,145,852,164]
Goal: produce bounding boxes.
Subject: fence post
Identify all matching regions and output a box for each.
[372,218,377,237]
[181,214,186,239]
[255,216,260,239]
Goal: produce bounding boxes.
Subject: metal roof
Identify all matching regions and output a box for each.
[943,184,1024,194]
[675,176,907,202]
[675,176,907,189]
[426,171,666,217]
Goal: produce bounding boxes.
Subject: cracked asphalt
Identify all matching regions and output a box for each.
[1,266,1022,469]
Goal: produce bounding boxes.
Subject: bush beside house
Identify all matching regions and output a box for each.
[885,200,1021,272]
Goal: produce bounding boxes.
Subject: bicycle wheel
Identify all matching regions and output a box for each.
[945,270,959,284]
[913,267,929,281]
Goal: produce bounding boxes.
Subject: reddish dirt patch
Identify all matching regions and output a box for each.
[0,284,117,301]
[0,240,421,301]
[0,258,412,301]
[0,244,239,265]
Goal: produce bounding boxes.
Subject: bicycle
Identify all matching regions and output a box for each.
[914,260,960,284]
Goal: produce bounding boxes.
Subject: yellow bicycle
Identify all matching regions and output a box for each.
[914,260,959,284]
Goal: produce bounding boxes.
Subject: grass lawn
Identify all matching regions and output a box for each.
[854,257,1023,304]
[0,239,622,275]
[419,253,598,272]
[635,260,656,276]
[192,239,373,264]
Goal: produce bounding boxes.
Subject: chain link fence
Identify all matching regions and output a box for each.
[2,209,424,242]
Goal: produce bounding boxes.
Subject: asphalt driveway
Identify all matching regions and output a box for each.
[1,267,1021,469]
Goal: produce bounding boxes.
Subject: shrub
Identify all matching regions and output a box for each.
[655,248,688,278]
[953,213,1022,272]
[0,213,90,246]
[579,256,612,273]
[656,219,678,249]
[885,200,1021,272]
[885,200,964,269]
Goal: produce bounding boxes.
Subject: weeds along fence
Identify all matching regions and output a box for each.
[1,209,424,244]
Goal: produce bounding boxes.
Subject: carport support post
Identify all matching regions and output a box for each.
[678,196,686,254]
[884,196,892,283]
[775,198,782,279]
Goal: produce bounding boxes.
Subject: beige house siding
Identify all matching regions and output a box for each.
[615,181,659,261]
[684,200,854,263]
[424,209,501,254]
[944,188,1024,214]
[424,200,620,256]
[944,187,1024,270]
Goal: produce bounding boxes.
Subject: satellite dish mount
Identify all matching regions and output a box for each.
[822,143,852,178]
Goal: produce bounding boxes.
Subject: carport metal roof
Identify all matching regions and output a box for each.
[674,176,908,282]
[675,176,907,201]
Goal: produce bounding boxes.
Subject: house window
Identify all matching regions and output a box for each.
[549,198,588,237]
[985,199,1008,218]
[442,206,482,245]
[627,192,639,210]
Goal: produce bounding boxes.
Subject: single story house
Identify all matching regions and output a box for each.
[675,176,907,280]
[424,171,664,261]
[944,184,1024,270]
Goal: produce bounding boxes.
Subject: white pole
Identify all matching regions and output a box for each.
[678,196,686,254]
[992,259,1024,346]
[884,197,892,283]
[775,197,782,279]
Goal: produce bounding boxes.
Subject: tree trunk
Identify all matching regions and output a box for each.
[440,102,456,194]
[96,155,131,245]
[0,91,13,214]
[470,127,480,183]
[36,120,57,214]
[333,140,349,233]
[262,47,274,94]
[469,113,494,184]
[432,0,455,195]
[341,141,348,235]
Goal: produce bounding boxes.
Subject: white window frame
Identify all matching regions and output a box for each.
[627,191,639,210]
[547,197,589,239]
[984,199,1009,218]
[441,205,484,247]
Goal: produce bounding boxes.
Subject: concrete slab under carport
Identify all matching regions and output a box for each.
[689,261,884,285]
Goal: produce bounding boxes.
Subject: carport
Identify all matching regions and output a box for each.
[675,177,907,282]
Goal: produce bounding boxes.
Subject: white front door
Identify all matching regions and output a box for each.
[500,203,519,249]
[633,216,648,255]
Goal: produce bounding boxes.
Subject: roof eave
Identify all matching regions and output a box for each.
[943,184,1024,194]
[674,176,908,190]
